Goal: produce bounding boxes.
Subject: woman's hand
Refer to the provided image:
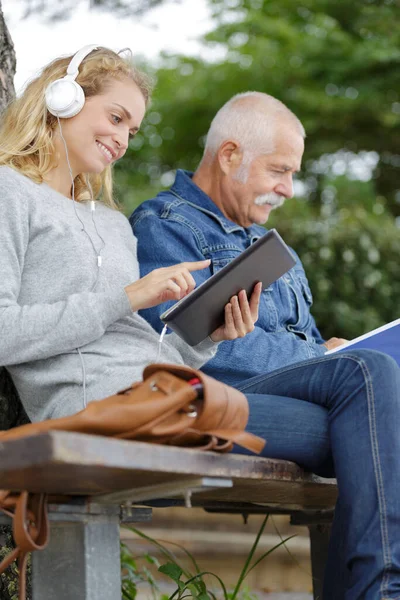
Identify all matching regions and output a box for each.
[210,282,263,343]
[125,260,210,312]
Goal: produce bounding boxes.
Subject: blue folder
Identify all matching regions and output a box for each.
[326,318,400,366]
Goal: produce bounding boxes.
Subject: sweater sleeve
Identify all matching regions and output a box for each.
[164,333,219,370]
[0,177,133,366]
[131,211,219,369]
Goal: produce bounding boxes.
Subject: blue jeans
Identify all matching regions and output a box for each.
[234,349,400,600]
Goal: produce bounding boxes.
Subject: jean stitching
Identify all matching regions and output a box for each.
[358,357,393,596]
[350,356,391,597]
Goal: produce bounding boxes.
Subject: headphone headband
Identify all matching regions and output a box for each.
[66,44,99,80]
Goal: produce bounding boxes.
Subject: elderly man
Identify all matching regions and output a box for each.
[130,93,400,600]
[130,92,344,385]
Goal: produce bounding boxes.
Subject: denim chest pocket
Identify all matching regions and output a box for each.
[282,268,315,333]
[260,285,279,330]
[296,274,314,306]
[210,252,241,275]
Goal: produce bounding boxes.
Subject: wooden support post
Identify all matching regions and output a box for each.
[308,523,331,600]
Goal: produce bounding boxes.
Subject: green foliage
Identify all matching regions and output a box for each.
[121,541,166,599]
[122,516,296,599]
[117,0,400,214]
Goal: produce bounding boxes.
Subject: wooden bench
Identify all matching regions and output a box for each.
[0,429,337,600]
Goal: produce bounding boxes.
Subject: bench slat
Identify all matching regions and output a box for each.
[0,431,337,510]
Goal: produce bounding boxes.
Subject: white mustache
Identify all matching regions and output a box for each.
[254,192,285,208]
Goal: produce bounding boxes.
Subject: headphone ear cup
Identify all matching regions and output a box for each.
[45,77,85,118]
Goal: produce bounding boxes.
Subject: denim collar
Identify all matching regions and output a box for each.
[170,169,262,238]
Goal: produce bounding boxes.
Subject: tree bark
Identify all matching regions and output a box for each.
[0,1,26,432]
[0,0,16,114]
[0,9,31,600]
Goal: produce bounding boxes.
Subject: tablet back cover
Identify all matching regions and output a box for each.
[161,229,296,346]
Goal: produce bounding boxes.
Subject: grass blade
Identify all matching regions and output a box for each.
[126,527,192,579]
[244,535,297,576]
[230,514,269,600]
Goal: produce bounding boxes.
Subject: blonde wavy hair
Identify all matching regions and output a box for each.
[0,47,152,208]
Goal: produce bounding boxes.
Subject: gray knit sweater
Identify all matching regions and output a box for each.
[0,166,217,421]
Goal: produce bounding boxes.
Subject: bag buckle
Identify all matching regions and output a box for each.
[184,404,198,418]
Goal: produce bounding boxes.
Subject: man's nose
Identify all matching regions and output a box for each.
[275,175,294,199]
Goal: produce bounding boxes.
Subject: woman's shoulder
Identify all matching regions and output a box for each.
[0,167,45,231]
[0,165,38,194]
[0,165,24,180]
[0,165,20,182]
[0,167,35,236]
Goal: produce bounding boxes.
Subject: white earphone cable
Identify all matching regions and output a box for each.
[56,116,107,409]
[155,324,168,363]
[57,116,105,271]
[85,174,106,265]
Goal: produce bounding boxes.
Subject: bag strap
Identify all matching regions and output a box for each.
[205,429,266,454]
[0,490,49,600]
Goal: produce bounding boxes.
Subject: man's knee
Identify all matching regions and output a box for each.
[339,348,399,380]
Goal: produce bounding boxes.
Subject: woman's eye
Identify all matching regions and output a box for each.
[112,114,122,124]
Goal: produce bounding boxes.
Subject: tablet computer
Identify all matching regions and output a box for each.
[160,228,296,346]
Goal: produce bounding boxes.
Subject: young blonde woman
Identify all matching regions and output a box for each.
[0,45,262,422]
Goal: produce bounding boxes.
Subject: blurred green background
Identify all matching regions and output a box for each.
[113,0,400,341]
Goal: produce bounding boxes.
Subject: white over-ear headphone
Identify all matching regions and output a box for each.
[45,45,99,119]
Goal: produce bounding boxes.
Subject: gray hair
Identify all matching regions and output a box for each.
[203,92,305,180]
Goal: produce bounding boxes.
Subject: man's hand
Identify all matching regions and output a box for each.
[323,337,348,351]
[210,283,262,343]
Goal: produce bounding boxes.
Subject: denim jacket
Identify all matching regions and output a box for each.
[130,170,326,386]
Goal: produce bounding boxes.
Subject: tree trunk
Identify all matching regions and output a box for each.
[0,9,30,600]
[0,0,15,114]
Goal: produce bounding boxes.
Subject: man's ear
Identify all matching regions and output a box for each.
[217,140,243,175]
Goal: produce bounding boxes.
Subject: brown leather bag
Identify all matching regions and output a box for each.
[0,364,264,451]
[0,364,265,599]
